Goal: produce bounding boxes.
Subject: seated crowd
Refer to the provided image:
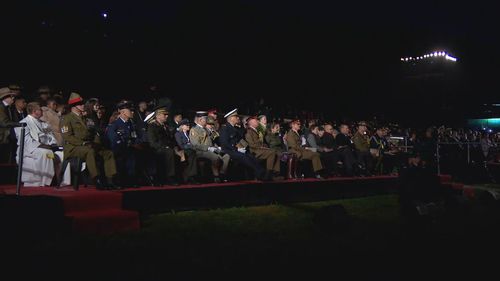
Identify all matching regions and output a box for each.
[1,85,498,190]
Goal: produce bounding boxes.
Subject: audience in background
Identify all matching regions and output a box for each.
[2,84,499,189]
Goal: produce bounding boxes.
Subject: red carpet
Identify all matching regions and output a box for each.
[0,186,140,234]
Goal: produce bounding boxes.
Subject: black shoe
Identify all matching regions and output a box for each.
[213,177,222,183]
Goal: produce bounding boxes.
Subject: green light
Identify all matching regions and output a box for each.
[468,118,500,128]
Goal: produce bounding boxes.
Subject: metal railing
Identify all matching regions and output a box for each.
[436,141,499,178]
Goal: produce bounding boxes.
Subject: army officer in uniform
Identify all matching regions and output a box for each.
[190,111,230,183]
[106,100,142,188]
[286,119,324,179]
[245,116,281,181]
[60,92,118,189]
[146,105,179,186]
[219,108,265,181]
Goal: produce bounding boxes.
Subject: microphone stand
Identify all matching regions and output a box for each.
[16,124,26,196]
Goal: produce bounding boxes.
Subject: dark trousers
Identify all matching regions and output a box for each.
[226,150,264,179]
[114,147,137,184]
[338,148,357,176]
[320,151,339,175]
[154,147,176,181]
[357,151,373,174]
[181,149,198,180]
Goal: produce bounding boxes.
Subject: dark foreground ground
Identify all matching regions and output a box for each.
[3,193,500,281]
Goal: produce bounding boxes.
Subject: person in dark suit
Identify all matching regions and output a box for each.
[336,124,358,176]
[174,118,199,184]
[9,95,27,122]
[219,108,265,180]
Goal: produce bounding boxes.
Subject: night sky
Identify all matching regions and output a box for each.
[1,1,499,121]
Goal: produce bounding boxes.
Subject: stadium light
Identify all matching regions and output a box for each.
[445,54,457,61]
[401,50,458,62]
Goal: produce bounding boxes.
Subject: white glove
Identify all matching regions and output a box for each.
[208,147,216,153]
[237,147,246,153]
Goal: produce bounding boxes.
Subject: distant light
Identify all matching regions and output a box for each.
[445,54,457,62]
[102,12,108,18]
[401,50,458,62]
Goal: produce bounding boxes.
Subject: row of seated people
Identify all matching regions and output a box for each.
[6,89,401,190]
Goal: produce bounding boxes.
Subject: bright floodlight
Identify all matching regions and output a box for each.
[401,50,458,62]
[445,54,457,62]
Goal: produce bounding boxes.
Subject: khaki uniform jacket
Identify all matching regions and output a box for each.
[60,112,94,154]
[285,129,305,157]
[353,131,370,152]
[190,124,213,152]
[246,128,273,156]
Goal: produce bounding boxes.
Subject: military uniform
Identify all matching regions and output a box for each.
[265,131,285,153]
[190,122,230,176]
[206,116,221,146]
[219,109,264,179]
[285,129,323,172]
[106,111,142,186]
[61,111,117,180]
[174,119,199,183]
[245,126,280,173]
[147,120,177,181]
[60,93,117,185]
[353,130,373,174]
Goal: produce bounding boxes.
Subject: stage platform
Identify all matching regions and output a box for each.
[0,176,403,234]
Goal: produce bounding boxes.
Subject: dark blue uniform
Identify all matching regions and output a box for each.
[175,130,198,181]
[106,117,142,185]
[219,123,264,179]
